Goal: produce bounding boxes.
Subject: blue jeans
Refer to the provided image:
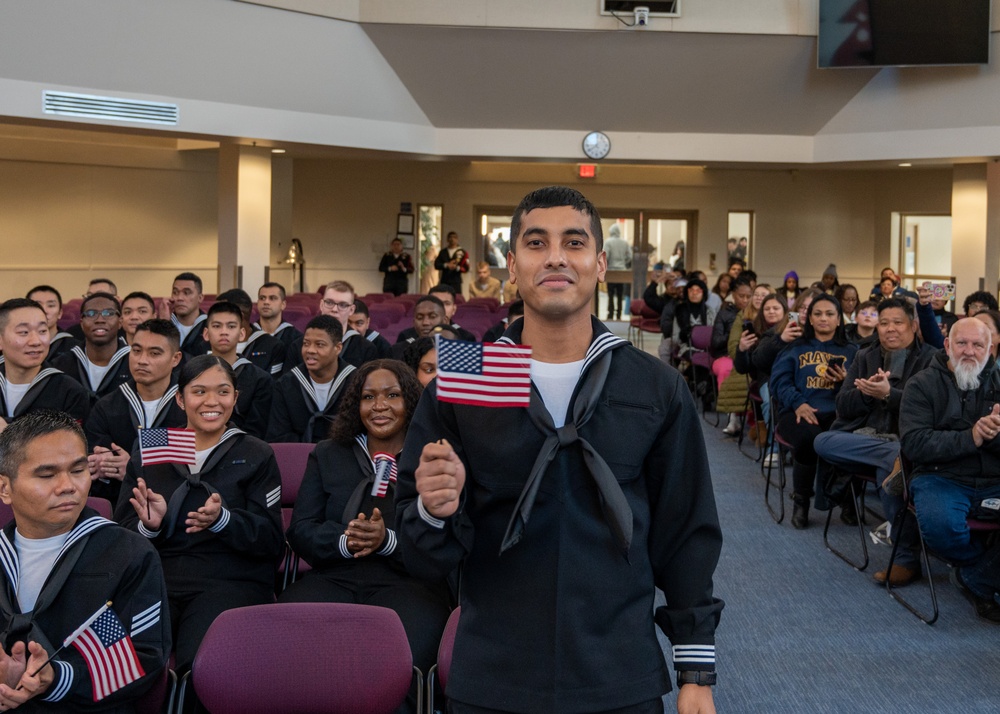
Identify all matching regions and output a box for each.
[814,431,918,569]
[760,382,776,454]
[911,475,1000,598]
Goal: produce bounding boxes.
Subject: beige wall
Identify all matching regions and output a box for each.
[0,153,218,301]
[289,158,954,297]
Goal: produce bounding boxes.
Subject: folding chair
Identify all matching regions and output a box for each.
[885,458,1000,625]
[737,378,765,461]
[763,395,790,524]
[192,603,417,714]
[688,325,718,425]
[822,466,880,571]
[426,606,461,714]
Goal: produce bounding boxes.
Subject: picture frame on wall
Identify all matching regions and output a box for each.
[398,233,415,250]
[397,213,415,235]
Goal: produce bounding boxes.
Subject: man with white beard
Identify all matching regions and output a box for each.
[900,318,1000,623]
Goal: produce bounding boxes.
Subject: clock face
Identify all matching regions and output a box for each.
[582,131,611,160]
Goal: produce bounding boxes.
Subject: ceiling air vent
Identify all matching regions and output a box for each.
[42,91,179,126]
[601,1,680,17]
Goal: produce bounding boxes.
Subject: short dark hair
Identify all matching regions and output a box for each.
[964,290,999,314]
[856,299,878,313]
[353,299,370,318]
[207,301,244,323]
[402,337,436,374]
[732,275,754,291]
[80,292,120,313]
[330,360,423,445]
[877,297,915,320]
[134,318,181,352]
[507,299,525,319]
[741,269,757,284]
[122,291,156,311]
[259,282,287,300]
[174,272,204,294]
[509,186,603,253]
[26,285,62,308]
[89,278,118,294]
[429,284,456,299]
[0,299,45,333]
[728,257,746,269]
[304,315,344,344]
[0,410,85,479]
[977,309,1000,334]
[178,354,236,393]
[216,289,253,315]
[415,295,446,313]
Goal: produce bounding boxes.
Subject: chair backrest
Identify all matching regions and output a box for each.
[436,607,461,691]
[271,443,316,506]
[690,324,713,351]
[192,603,413,714]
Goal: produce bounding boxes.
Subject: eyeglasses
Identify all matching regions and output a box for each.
[858,311,878,319]
[321,300,353,311]
[81,308,120,319]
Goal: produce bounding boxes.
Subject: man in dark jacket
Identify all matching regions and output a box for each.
[396,186,723,714]
[814,298,936,586]
[900,317,1000,623]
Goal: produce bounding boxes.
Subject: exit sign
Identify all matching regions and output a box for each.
[579,164,597,178]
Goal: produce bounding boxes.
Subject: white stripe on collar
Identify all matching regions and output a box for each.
[366,330,380,342]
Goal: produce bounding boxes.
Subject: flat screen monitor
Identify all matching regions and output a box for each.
[818,0,990,68]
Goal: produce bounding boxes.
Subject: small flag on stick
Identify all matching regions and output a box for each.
[139,428,196,466]
[435,337,532,408]
[370,453,398,497]
[69,604,146,702]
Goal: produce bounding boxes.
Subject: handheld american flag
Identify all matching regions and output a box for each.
[435,336,532,408]
[138,427,196,466]
[370,452,398,497]
[70,606,146,701]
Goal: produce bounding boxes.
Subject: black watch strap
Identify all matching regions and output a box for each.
[676,670,717,687]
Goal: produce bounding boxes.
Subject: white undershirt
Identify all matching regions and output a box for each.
[311,377,333,411]
[86,360,114,391]
[4,382,31,418]
[530,358,585,429]
[190,447,212,475]
[14,530,70,612]
[141,398,160,427]
[174,320,196,344]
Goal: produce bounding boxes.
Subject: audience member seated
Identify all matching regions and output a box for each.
[641,263,675,317]
[279,361,452,711]
[873,276,898,305]
[468,261,502,300]
[781,271,802,309]
[963,290,999,317]
[401,337,438,389]
[844,300,878,346]
[428,285,476,341]
[379,237,415,297]
[931,291,959,339]
[349,299,392,359]
[267,316,356,443]
[899,318,1000,623]
[85,319,185,504]
[709,274,732,313]
[735,291,789,459]
[867,267,897,301]
[671,278,715,365]
[204,302,273,440]
[254,281,303,350]
[820,264,840,294]
[712,276,753,435]
[770,294,858,529]
[975,310,1000,359]
[482,300,524,343]
[65,278,120,343]
[834,284,859,323]
[51,292,131,405]
[158,272,209,358]
[25,286,76,361]
[813,298,936,584]
[0,299,90,431]
[119,291,156,346]
[285,282,378,373]
[0,411,170,709]
[115,355,283,671]
[210,289,283,378]
[392,296,448,359]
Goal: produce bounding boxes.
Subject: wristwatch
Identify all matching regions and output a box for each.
[677,670,717,687]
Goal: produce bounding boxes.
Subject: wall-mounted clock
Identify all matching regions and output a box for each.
[582,131,611,160]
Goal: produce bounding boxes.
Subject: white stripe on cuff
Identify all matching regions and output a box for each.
[417,496,446,529]
[377,529,397,556]
[672,644,716,665]
[208,507,231,533]
[137,522,160,539]
[41,660,73,701]
[339,534,352,559]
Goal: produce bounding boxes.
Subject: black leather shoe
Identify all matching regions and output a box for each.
[792,502,809,530]
[951,567,1000,625]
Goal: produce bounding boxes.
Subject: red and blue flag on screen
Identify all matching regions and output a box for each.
[138,427,196,466]
[435,336,532,408]
[71,608,145,701]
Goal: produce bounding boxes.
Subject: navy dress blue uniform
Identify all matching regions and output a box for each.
[266,362,357,443]
[0,366,90,427]
[51,342,132,406]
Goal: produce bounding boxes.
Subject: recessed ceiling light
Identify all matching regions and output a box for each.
[271,148,286,154]
[898,162,912,167]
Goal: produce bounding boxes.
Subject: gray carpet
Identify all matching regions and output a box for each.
[662,416,999,713]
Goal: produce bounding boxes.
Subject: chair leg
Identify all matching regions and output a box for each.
[765,445,785,524]
[885,507,939,625]
[822,478,870,571]
[426,665,438,714]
